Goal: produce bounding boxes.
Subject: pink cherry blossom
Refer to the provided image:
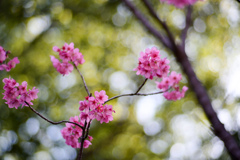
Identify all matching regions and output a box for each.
[0,46,7,63]
[50,55,74,76]
[78,91,115,124]
[134,47,170,80]
[156,71,188,101]
[169,71,182,85]
[0,46,19,72]
[80,111,91,123]
[79,100,89,111]
[2,77,39,109]
[19,81,28,94]
[28,87,39,100]
[88,97,98,110]
[72,48,85,66]
[96,104,104,112]
[51,43,85,76]
[61,116,93,149]
[95,90,108,104]
[135,47,188,101]
[5,57,20,71]
[88,135,93,141]
[163,86,188,101]
[6,98,20,109]
[50,56,60,68]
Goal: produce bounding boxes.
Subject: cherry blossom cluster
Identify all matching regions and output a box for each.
[51,42,85,76]
[160,0,198,8]
[156,71,188,100]
[61,116,93,148]
[134,47,188,100]
[61,90,115,148]
[0,46,19,72]
[79,90,115,124]
[133,47,170,80]
[2,77,39,109]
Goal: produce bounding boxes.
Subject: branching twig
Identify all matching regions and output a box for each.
[135,78,148,94]
[104,90,166,104]
[74,63,90,96]
[26,102,84,130]
[181,6,192,50]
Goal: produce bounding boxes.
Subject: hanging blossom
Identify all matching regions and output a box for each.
[134,47,188,100]
[0,46,19,72]
[51,42,85,76]
[61,90,115,148]
[160,0,198,8]
[2,77,39,109]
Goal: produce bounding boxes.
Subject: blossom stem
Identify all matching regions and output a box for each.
[135,78,148,94]
[84,120,92,139]
[26,102,84,129]
[78,121,87,160]
[73,63,91,96]
[104,90,166,104]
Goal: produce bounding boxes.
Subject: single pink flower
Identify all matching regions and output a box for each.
[94,90,108,104]
[28,87,39,100]
[18,81,28,94]
[80,111,90,123]
[83,140,92,148]
[5,57,20,72]
[79,100,89,111]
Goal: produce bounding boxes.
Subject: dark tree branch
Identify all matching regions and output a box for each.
[122,0,240,159]
[26,102,84,130]
[142,0,176,45]
[142,0,165,27]
[181,6,192,50]
[122,0,173,50]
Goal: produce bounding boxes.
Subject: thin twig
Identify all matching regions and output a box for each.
[74,63,90,96]
[181,6,192,50]
[104,90,166,104]
[26,102,84,130]
[135,78,148,94]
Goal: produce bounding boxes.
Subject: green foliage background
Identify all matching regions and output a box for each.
[0,0,239,159]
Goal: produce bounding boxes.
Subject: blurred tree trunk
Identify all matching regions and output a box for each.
[122,0,240,159]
